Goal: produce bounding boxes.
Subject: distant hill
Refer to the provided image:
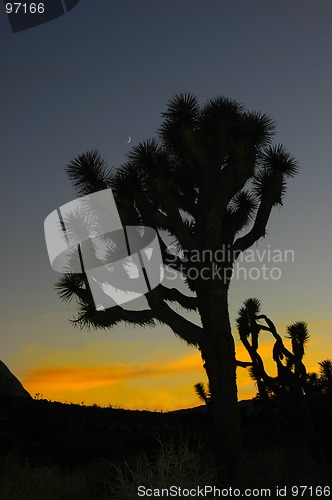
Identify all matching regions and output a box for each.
[0,360,31,398]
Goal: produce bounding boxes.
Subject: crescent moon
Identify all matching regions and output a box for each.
[127,137,132,144]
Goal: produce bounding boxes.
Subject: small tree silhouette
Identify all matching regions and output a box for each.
[194,382,211,405]
[318,360,332,396]
[236,298,322,450]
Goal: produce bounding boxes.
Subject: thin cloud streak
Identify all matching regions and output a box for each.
[22,353,203,391]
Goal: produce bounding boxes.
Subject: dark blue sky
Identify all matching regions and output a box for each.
[1,1,331,406]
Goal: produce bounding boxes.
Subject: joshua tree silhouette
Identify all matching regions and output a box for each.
[55,94,298,468]
[236,297,323,450]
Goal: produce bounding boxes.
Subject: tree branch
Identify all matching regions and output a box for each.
[146,289,204,347]
[72,303,157,330]
[236,360,253,368]
[159,285,198,310]
[256,314,294,360]
[233,194,275,252]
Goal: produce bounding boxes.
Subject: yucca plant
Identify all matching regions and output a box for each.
[194,382,211,405]
[318,359,332,396]
[236,298,321,450]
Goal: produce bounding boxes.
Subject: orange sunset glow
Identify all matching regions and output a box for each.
[17,318,331,411]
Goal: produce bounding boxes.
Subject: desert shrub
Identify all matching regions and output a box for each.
[101,433,217,499]
[0,453,90,500]
[100,435,332,500]
[237,445,331,498]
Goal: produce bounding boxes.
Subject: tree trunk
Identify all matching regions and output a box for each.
[199,283,243,471]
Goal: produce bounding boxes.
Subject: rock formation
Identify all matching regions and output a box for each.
[0,360,31,398]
